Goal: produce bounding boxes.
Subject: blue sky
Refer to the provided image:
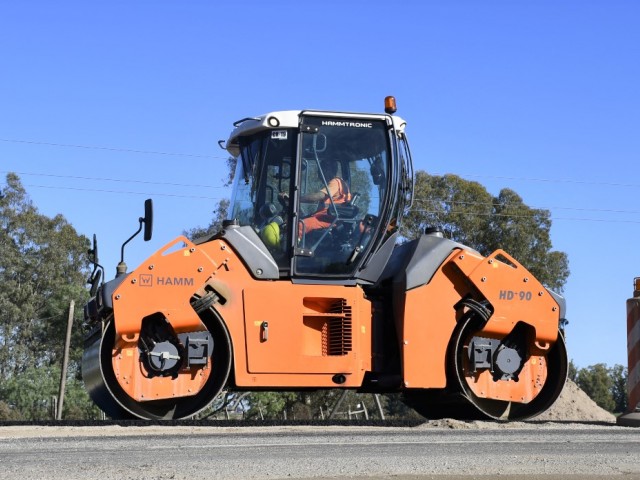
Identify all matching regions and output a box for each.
[1,1,639,369]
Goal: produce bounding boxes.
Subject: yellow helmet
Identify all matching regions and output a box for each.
[260,221,280,249]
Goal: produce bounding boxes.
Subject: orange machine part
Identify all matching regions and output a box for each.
[451,249,559,344]
[462,348,548,403]
[240,282,372,387]
[401,259,466,389]
[111,336,212,402]
[109,236,232,402]
[401,248,561,391]
[109,234,374,398]
[196,240,373,389]
[112,236,219,337]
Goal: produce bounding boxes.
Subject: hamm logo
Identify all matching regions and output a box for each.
[138,275,194,287]
[157,276,194,287]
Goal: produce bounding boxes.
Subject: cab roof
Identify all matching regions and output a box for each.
[224,109,407,158]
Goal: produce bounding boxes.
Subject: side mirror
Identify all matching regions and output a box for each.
[117,198,154,276]
[88,233,99,265]
[143,198,153,241]
[87,233,105,294]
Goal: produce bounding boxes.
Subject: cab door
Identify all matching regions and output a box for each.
[293,115,391,278]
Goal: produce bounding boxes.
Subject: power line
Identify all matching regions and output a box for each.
[0,138,229,160]
[8,170,639,217]
[3,135,640,195]
[430,172,640,190]
[11,173,639,217]
[3,147,639,223]
[413,198,640,216]
[23,184,226,201]
[22,182,636,218]
[2,136,637,190]
[2,171,228,189]
[9,170,640,220]
[410,208,640,225]
[18,183,640,224]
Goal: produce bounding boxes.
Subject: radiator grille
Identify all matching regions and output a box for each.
[327,299,352,356]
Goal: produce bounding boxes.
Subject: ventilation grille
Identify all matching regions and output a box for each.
[327,299,352,356]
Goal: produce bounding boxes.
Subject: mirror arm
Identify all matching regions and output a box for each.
[117,199,153,277]
[120,219,144,264]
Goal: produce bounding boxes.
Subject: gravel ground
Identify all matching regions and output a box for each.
[0,379,619,439]
[0,424,637,479]
[0,382,633,480]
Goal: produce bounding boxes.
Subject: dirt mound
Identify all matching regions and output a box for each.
[416,379,615,429]
[534,379,616,422]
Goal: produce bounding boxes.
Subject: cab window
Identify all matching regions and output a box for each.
[228,129,296,270]
[294,117,390,277]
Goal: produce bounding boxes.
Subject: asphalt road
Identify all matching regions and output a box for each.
[0,424,638,479]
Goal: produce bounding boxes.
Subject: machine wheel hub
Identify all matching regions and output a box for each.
[147,341,181,373]
[494,346,522,376]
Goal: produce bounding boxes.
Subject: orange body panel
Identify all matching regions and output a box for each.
[111,335,212,402]
[401,248,561,396]
[451,249,559,345]
[464,353,548,402]
[110,236,373,400]
[111,236,237,402]
[401,260,466,388]
[240,283,371,386]
[112,237,219,337]
[109,235,561,403]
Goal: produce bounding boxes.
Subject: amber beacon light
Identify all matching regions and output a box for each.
[384,96,397,114]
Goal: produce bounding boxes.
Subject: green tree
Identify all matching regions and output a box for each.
[402,172,569,292]
[572,363,629,414]
[610,364,628,413]
[383,393,423,420]
[0,173,91,418]
[568,360,578,382]
[241,390,391,420]
[575,363,615,412]
[297,391,378,420]
[244,392,298,420]
[0,365,101,420]
[403,172,494,250]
